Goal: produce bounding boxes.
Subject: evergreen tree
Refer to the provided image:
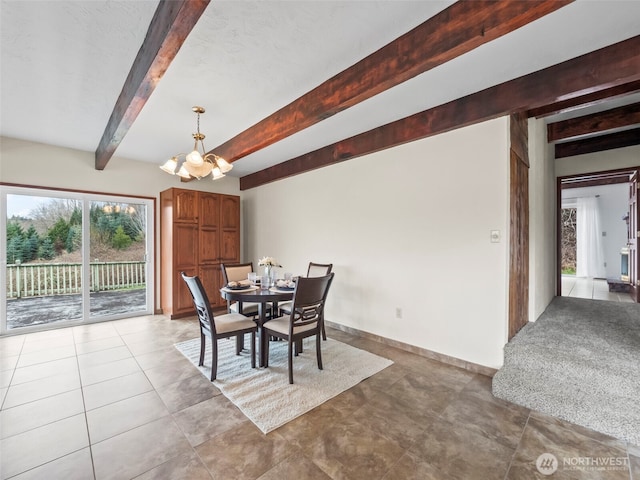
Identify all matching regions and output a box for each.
[6,236,23,263]
[6,221,24,243]
[26,234,40,262]
[69,207,82,226]
[48,218,70,254]
[39,237,55,260]
[112,226,132,250]
[24,226,40,262]
[65,225,81,252]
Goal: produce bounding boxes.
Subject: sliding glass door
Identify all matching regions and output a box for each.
[89,200,149,319]
[1,186,154,333]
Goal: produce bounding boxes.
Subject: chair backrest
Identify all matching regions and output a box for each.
[307,262,333,278]
[181,272,217,335]
[221,262,254,284]
[290,273,334,329]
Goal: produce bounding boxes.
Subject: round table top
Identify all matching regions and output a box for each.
[219,286,293,302]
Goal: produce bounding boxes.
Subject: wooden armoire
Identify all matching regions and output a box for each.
[160,188,240,318]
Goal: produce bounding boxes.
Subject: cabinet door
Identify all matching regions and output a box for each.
[174,224,198,269]
[174,269,197,315]
[199,193,220,228]
[220,195,240,263]
[220,196,240,229]
[200,227,220,264]
[220,230,240,263]
[200,264,224,308]
[174,190,198,223]
[199,193,220,263]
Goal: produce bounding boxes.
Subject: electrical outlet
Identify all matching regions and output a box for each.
[395,307,402,319]
[490,230,500,243]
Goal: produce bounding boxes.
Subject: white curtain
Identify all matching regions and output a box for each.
[576,197,606,278]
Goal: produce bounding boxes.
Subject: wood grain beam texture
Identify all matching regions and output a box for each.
[209,0,573,163]
[561,173,632,189]
[548,102,640,143]
[95,0,209,170]
[241,35,640,190]
[555,128,640,159]
[527,80,640,118]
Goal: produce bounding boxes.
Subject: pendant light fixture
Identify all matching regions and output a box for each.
[160,106,232,180]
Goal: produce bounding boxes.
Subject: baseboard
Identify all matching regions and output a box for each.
[325,320,497,378]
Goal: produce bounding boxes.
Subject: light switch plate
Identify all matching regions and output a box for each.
[490,230,500,243]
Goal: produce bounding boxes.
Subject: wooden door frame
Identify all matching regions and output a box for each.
[508,114,530,339]
[555,166,640,300]
[629,171,639,302]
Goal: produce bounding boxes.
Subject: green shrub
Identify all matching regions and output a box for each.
[112,226,132,250]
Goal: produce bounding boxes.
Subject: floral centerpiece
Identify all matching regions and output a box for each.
[258,256,281,278]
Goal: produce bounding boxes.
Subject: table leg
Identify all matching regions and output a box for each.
[258,302,267,367]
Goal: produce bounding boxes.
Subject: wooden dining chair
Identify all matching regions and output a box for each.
[263,273,334,384]
[279,262,333,340]
[181,272,257,381]
[221,262,272,319]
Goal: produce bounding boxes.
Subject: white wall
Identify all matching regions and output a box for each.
[0,136,242,311]
[1,123,512,368]
[528,118,557,321]
[556,145,640,177]
[561,183,628,279]
[242,118,510,369]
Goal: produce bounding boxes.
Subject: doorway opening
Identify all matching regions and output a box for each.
[558,168,638,303]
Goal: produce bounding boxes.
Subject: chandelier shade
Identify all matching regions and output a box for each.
[160,106,232,181]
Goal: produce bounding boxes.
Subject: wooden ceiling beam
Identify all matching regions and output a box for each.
[555,128,640,159]
[527,80,640,118]
[561,170,634,189]
[95,0,209,170]
[240,36,640,190]
[209,0,573,163]
[561,176,630,189]
[547,102,640,143]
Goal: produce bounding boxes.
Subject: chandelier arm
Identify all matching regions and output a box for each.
[161,105,230,180]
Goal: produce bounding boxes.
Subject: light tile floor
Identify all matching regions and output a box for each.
[0,315,638,479]
[561,276,634,303]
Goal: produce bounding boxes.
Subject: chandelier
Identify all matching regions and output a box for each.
[160,106,232,180]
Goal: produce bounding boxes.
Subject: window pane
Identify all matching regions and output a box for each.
[89,201,148,318]
[5,194,83,329]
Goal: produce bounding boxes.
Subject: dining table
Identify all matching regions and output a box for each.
[219,284,294,367]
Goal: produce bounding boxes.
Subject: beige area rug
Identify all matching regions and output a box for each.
[175,335,393,434]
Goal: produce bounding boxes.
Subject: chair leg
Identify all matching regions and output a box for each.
[199,334,205,366]
[236,334,244,355]
[321,321,327,341]
[316,333,323,371]
[211,338,218,381]
[264,331,270,368]
[250,331,256,369]
[288,340,294,384]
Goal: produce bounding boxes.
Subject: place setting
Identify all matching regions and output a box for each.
[221,278,258,293]
[270,273,297,293]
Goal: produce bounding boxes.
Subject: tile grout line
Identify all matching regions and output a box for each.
[0,337,24,411]
[73,326,98,480]
[502,412,532,480]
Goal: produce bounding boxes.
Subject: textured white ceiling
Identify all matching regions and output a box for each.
[0,0,158,153]
[1,0,640,179]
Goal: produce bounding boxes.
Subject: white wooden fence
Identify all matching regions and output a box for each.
[6,262,146,299]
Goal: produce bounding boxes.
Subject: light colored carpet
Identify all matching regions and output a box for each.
[493,296,640,446]
[175,335,393,434]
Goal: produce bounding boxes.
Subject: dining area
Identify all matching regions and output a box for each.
[181,258,334,385]
[174,257,393,435]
